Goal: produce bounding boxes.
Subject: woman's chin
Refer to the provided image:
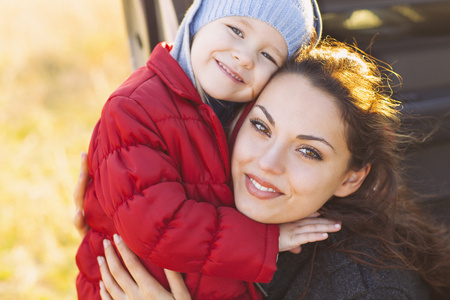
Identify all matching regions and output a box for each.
[237,207,274,224]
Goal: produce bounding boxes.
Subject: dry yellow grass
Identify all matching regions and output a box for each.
[0,0,130,298]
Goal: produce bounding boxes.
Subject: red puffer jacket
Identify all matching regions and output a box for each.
[76,43,279,300]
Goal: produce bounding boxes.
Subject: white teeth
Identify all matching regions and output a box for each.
[218,62,243,82]
[249,177,276,193]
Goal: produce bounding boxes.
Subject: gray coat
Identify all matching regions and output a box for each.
[259,230,431,300]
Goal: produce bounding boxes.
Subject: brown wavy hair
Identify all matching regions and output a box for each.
[279,37,450,298]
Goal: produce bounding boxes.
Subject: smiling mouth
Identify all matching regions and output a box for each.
[217,61,244,83]
[246,174,283,197]
[249,177,277,193]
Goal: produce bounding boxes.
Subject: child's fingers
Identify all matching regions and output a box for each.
[301,223,340,232]
[291,222,342,245]
[292,232,330,245]
[279,218,341,251]
[288,246,302,254]
[294,222,341,235]
[291,218,342,235]
[164,269,191,300]
[291,217,341,227]
[98,256,127,300]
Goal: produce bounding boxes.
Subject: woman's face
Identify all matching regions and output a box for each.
[232,73,359,224]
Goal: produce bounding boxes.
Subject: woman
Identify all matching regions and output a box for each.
[75,38,450,299]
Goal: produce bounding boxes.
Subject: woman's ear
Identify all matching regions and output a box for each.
[334,164,371,197]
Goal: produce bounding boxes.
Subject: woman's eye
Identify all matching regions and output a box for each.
[250,118,271,137]
[229,26,243,38]
[298,147,323,161]
[262,52,277,65]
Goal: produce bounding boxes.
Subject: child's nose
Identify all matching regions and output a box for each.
[233,50,254,69]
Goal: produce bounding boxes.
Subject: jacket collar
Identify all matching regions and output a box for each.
[147,42,202,104]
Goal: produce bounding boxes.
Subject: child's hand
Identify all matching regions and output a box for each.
[278,212,341,252]
[73,152,90,238]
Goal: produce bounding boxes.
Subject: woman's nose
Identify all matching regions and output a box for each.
[258,144,285,175]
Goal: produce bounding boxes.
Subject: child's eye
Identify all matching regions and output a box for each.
[262,52,277,65]
[228,26,243,38]
[297,147,323,161]
[249,118,271,137]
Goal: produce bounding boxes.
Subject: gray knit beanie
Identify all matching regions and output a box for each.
[171,0,322,85]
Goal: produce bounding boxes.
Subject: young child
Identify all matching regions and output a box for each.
[76,0,322,299]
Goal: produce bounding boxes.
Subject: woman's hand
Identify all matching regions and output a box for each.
[73,152,90,238]
[278,212,341,253]
[98,234,191,300]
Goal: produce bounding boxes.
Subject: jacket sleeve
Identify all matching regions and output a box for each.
[90,95,279,283]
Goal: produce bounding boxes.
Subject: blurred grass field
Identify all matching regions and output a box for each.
[0,0,130,298]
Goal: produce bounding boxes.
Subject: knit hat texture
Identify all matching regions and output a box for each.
[171,0,322,85]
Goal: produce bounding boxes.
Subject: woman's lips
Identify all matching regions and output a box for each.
[245,174,283,199]
[216,60,244,83]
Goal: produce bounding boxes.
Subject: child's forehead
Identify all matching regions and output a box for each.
[216,16,277,35]
[214,16,288,60]
[221,16,265,26]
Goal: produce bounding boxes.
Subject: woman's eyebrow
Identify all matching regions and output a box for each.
[255,105,275,126]
[255,104,335,151]
[296,134,336,152]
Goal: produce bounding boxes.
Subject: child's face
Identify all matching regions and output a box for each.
[232,74,359,224]
[191,16,288,103]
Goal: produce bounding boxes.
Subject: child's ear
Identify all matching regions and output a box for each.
[334,164,371,197]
